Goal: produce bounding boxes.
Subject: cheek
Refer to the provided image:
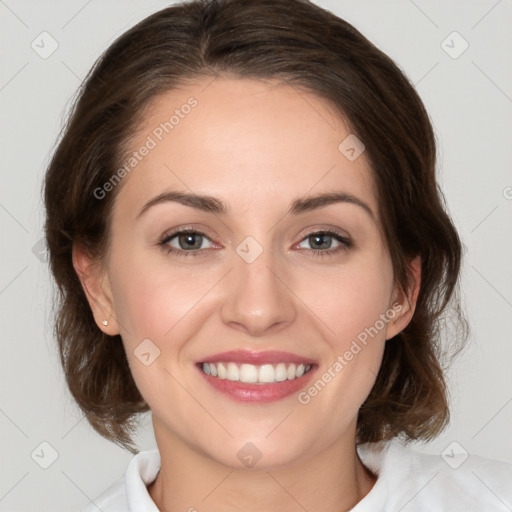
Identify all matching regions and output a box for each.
[109,247,210,343]
[107,250,222,393]
[296,254,394,416]
[107,254,208,407]
[306,253,394,352]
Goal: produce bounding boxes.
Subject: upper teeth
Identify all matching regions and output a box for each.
[202,362,312,384]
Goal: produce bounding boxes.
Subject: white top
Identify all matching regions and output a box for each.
[82,440,512,511]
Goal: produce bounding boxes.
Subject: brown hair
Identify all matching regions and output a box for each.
[44,0,468,453]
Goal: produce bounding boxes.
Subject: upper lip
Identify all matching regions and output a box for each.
[198,350,317,366]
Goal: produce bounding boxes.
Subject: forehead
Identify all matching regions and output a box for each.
[113,77,379,222]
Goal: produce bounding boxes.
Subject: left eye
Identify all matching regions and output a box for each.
[296,232,350,251]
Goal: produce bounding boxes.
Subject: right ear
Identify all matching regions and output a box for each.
[72,242,120,336]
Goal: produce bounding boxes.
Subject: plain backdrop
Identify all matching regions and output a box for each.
[1,0,511,510]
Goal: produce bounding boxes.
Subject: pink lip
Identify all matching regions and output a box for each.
[198,349,316,365]
[199,370,316,403]
[196,350,318,403]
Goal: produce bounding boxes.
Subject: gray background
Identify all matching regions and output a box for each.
[1,0,511,510]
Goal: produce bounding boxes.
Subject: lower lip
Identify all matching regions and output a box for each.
[197,365,316,403]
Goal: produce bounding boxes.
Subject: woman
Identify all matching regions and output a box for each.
[43,0,511,510]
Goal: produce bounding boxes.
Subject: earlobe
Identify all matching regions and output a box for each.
[385,255,421,340]
[72,242,120,336]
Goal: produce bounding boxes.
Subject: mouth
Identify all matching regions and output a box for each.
[196,350,317,403]
[199,361,313,383]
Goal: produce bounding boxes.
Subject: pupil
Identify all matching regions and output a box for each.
[311,234,331,249]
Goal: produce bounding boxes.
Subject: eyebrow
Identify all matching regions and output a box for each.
[137,190,375,221]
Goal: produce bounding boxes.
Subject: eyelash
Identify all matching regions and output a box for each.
[158,227,352,258]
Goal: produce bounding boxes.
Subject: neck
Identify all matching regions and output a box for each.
[147,422,376,512]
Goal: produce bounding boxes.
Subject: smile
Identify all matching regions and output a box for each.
[201,362,313,384]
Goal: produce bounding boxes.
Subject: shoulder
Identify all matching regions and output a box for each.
[81,476,127,512]
[81,449,161,512]
[355,440,512,511]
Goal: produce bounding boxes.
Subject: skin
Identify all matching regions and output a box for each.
[74,77,421,512]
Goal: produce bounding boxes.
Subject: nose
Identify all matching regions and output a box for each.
[220,242,297,337]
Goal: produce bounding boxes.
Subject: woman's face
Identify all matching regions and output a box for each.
[84,77,415,468]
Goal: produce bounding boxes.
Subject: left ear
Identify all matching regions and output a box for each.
[385,255,421,340]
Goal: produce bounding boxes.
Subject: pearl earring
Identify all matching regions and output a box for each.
[102,320,108,326]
